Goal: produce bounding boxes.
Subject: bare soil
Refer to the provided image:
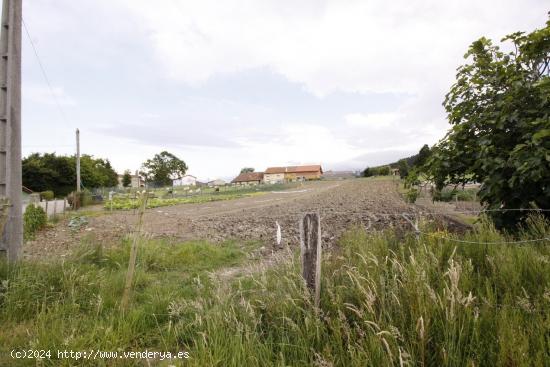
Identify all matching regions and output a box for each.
[25,178,469,259]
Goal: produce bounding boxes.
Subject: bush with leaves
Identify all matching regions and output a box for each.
[122,170,132,188]
[397,159,409,179]
[23,204,47,241]
[39,191,54,201]
[424,16,550,228]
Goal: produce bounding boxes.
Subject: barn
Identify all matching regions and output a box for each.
[231,172,264,185]
[264,165,323,184]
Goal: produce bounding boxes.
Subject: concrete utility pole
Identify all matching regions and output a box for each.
[0,0,22,262]
[76,128,80,193]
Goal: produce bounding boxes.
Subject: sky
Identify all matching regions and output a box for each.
[21,0,548,181]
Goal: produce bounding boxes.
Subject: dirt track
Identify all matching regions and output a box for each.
[25,178,462,259]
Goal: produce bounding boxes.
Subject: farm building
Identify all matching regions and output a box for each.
[173,175,197,186]
[117,171,144,188]
[264,165,323,184]
[263,167,286,184]
[231,172,264,185]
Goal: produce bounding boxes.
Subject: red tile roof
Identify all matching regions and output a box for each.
[265,167,286,174]
[265,165,322,174]
[231,172,264,183]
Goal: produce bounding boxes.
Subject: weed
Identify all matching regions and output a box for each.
[23,204,47,241]
[2,216,549,366]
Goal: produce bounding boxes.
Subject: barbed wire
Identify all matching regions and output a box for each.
[101,198,550,246]
[417,230,550,245]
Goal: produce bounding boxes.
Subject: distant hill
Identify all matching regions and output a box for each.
[387,152,420,169]
[363,144,431,174]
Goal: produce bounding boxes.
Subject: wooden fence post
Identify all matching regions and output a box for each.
[300,212,322,308]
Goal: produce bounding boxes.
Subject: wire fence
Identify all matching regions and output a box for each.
[114,200,550,246]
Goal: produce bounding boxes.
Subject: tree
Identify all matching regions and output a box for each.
[79,156,119,188]
[22,153,119,196]
[397,159,409,179]
[425,16,550,228]
[415,144,431,167]
[362,167,373,177]
[377,166,390,176]
[140,151,188,187]
[240,167,255,174]
[122,170,132,187]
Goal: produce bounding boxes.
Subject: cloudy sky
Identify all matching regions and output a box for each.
[21,0,548,181]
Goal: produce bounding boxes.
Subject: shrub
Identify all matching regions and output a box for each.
[362,167,373,177]
[67,191,94,209]
[432,187,478,202]
[405,188,419,203]
[397,159,409,178]
[23,204,47,240]
[39,190,54,201]
[377,165,390,176]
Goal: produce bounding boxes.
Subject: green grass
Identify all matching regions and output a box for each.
[111,182,299,199]
[104,192,264,210]
[0,238,257,366]
[1,217,550,366]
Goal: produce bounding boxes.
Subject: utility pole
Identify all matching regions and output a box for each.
[75,128,80,209]
[76,128,80,193]
[0,0,22,262]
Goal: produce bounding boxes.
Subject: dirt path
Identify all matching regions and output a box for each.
[25,178,465,259]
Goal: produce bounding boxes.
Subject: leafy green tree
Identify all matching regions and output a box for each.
[425,17,550,228]
[414,144,431,167]
[397,159,409,179]
[22,153,119,196]
[377,166,390,176]
[362,167,373,177]
[240,167,255,174]
[140,151,188,187]
[79,156,119,188]
[122,170,132,187]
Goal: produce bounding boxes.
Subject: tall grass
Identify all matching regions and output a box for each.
[1,217,549,366]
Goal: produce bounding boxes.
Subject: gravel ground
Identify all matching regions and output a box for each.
[24,178,468,259]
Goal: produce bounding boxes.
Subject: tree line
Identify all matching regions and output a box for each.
[22,150,189,196]
[362,144,431,179]
[22,153,119,197]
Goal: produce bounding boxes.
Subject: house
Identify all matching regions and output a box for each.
[231,172,264,185]
[118,170,144,188]
[173,175,197,186]
[264,165,323,184]
[263,167,286,184]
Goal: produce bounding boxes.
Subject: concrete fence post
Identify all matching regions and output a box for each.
[29,193,39,204]
[300,212,322,308]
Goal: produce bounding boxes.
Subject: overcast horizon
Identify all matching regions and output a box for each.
[21,0,548,181]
